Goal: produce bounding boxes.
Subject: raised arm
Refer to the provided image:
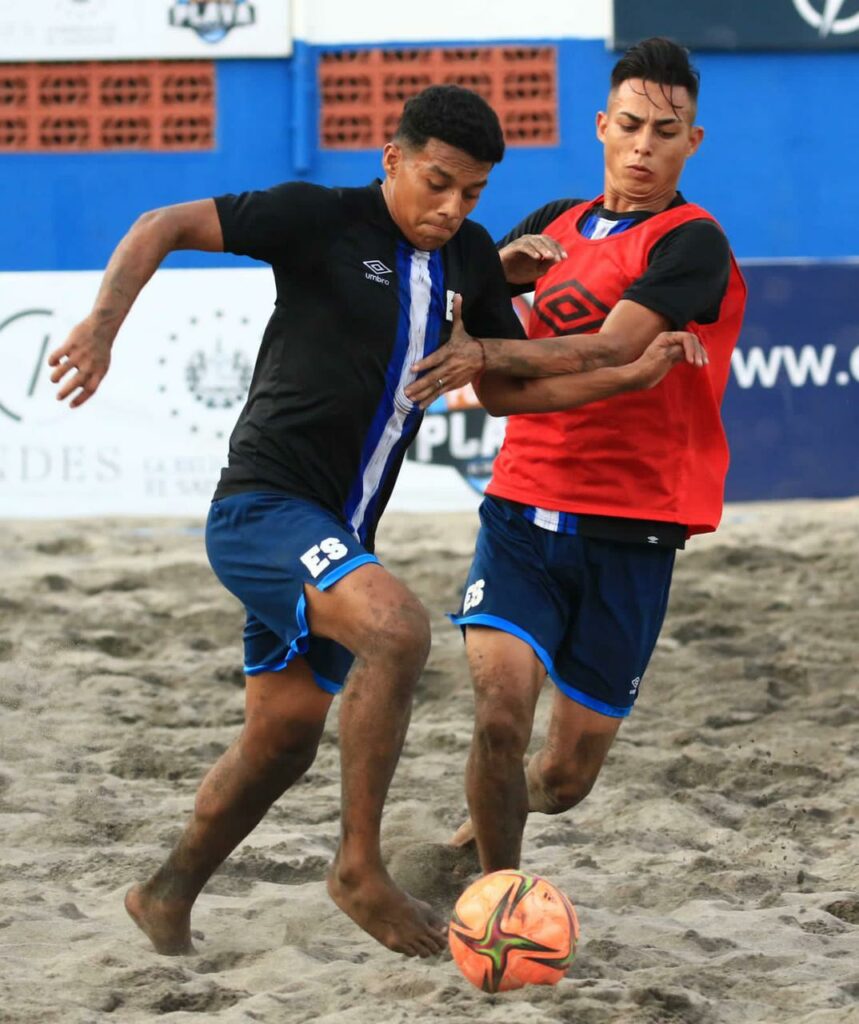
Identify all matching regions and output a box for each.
[49,199,223,407]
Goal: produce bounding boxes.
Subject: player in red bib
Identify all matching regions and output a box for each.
[407,38,747,873]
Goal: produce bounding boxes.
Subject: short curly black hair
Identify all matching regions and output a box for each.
[611,36,700,115]
[393,84,505,165]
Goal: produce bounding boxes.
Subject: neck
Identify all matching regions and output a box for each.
[380,178,397,218]
[601,180,678,214]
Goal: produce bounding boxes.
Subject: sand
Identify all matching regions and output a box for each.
[0,499,857,1024]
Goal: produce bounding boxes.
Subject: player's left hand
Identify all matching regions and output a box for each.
[48,316,112,408]
[632,330,708,390]
[405,294,485,409]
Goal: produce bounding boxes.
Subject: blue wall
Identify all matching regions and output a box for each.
[2,39,857,271]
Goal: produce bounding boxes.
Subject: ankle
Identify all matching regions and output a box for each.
[331,849,385,887]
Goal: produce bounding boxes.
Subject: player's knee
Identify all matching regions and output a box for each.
[241,716,321,778]
[537,757,599,814]
[359,593,431,667]
[474,707,531,761]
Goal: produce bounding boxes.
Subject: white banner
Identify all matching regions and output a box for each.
[297,0,610,44]
[0,1,292,61]
[0,269,481,518]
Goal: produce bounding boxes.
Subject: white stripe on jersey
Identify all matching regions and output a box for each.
[349,250,433,536]
[588,216,619,240]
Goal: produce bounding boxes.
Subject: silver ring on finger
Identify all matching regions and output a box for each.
[437,378,445,389]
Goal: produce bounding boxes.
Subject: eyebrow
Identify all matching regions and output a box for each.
[618,110,684,126]
[427,164,489,188]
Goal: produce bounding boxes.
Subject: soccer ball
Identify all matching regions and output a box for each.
[449,870,579,993]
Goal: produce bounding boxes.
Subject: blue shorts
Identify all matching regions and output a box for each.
[206,492,379,693]
[450,496,675,718]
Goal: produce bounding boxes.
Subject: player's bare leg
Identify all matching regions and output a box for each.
[125,662,332,954]
[524,688,621,816]
[458,628,545,873]
[309,564,448,957]
[451,671,622,863]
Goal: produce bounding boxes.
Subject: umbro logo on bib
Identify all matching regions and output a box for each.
[533,278,611,334]
[363,259,392,286]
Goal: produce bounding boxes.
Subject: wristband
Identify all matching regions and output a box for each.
[474,336,487,378]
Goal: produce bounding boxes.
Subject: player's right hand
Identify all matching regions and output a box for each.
[48,317,112,408]
[634,330,708,389]
[499,234,567,286]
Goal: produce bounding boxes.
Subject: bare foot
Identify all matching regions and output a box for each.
[327,859,447,958]
[124,883,196,955]
[448,817,476,849]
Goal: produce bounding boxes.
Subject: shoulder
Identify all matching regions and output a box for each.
[658,199,730,248]
[215,180,360,265]
[523,197,588,229]
[497,197,588,247]
[215,181,356,218]
[456,217,497,251]
[651,216,731,269]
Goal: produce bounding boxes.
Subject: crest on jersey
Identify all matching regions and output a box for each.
[168,1,256,44]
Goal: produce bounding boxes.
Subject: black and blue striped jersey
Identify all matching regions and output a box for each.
[213,179,523,549]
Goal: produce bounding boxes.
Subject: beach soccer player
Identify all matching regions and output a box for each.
[47,85,531,959]
[407,38,748,873]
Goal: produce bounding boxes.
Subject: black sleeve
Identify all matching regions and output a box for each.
[462,225,526,340]
[495,198,585,249]
[494,198,586,297]
[623,220,731,328]
[214,181,340,270]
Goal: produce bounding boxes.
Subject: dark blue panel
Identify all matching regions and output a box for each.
[724,263,859,500]
[613,0,859,50]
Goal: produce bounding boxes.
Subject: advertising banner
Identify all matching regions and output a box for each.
[0,0,292,61]
[613,0,859,50]
[0,268,478,518]
[1,263,857,518]
[722,262,859,500]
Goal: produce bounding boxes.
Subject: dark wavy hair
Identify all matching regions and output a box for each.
[611,36,700,114]
[393,84,505,165]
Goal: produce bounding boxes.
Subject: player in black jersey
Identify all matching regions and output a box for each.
[47,86,525,959]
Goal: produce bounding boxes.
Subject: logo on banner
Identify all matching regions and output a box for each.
[793,0,859,36]
[185,345,252,410]
[0,308,55,423]
[54,0,110,22]
[0,304,122,492]
[404,295,531,495]
[159,310,254,439]
[168,0,256,44]
[532,278,611,335]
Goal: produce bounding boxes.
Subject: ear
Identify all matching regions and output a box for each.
[596,110,608,143]
[687,125,704,157]
[382,141,402,180]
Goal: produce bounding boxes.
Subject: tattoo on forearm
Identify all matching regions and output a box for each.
[493,336,619,377]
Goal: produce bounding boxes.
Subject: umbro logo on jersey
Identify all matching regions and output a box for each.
[533,278,611,334]
[363,259,392,286]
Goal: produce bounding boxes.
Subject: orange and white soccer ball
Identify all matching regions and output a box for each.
[449,870,579,993]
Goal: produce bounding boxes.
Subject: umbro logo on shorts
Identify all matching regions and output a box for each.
[363,259,392,286]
